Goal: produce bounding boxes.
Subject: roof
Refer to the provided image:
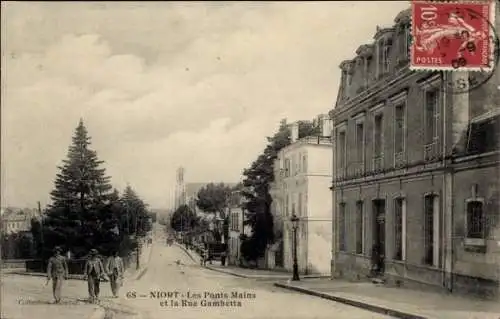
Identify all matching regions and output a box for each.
[1,208,39,222]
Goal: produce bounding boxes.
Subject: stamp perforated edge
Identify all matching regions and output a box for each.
[409,0,497,72]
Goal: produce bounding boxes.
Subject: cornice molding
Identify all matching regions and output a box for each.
[352,111,366,123]
[418,73,442,90]
[335,121,347,131]
[369,102,385,114]
[388,90,408,105]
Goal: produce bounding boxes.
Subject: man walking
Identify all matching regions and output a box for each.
[83,249,106,303]
[201,246,209,266]
[105,251,124,298]
[47,246,68,304]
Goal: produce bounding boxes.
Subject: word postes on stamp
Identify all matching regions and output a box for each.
[411,0,496,71]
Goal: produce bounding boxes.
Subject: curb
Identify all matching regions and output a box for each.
[135,266,148,280]
[204,266,287,280]
[134,244,153,281]
[205,266,249,279]
[273,283,427,319]
[173,243,199,263]
[204,265,330,281]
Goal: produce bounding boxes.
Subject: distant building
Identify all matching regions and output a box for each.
[175,167,186,210]
[330,7,499,298]
[227,190,252,265]
[271,115,333,275]
[1,208,40,235]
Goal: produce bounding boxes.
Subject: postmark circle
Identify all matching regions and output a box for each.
[438,7,500,95]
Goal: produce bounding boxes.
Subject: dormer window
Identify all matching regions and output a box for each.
[394,9,411,64]
[383,44,391,72]
[377,39,392,78]
[398,23,410,63]
[374,27,394,78]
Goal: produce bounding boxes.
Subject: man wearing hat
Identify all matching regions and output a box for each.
[47,246,68,303]
[105,250,124,298]
[83,248,106,303]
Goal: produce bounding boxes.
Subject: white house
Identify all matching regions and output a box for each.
[271,115,334,275]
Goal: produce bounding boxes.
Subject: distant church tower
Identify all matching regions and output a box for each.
[175,167,186,210]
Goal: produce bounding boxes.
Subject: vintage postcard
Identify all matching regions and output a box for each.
[1,1,499,319]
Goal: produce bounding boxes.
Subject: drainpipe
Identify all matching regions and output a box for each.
[442,71,457,292]
[330,114,338,279]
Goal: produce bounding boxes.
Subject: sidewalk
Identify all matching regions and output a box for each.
[4,240,154,319]
[97,237,155,319]
[123,238,154,281]
[206,264,330,280]
[1,273,103,319]
[275,278,500,319]
[175,243,329,280]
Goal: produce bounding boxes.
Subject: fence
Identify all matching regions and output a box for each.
[24,253,138,274]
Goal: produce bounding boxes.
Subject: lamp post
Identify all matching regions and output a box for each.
[135,209,140,270]
[290,213,300,281]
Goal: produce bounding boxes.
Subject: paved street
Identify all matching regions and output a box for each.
[1,274,101,319]
[112,236,391,319]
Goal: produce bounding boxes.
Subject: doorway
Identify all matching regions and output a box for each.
[372,199,386,275]
[373,199,386,255]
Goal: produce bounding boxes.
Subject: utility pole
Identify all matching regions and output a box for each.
[135,208,140,270]
[38,201,44,259]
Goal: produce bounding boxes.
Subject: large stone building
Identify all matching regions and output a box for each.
[272,116,333,275]
[329,8,499,298]
[1,208,40,235]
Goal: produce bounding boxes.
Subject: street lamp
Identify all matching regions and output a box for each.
[290,213,300,281]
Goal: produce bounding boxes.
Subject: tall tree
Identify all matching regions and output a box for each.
[170,204,197,232]
[121,185,150,237]
[196,183,233,244]
[196,183,232,218]
[43,119,114,257]
[241,119,291,260]
[49,119,113,213]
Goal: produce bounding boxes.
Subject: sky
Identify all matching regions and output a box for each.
[1,1,409,209]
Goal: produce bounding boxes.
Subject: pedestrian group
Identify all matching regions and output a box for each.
[47,247,125,304]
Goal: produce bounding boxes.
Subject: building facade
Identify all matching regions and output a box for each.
[273,117,333,275]
[1,208,40,235]
[227,190,252,266]
[330,8,499,298]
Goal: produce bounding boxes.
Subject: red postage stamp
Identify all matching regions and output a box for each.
[411,0,496,71]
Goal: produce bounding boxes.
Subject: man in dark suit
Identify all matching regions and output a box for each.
[47,246,69,303]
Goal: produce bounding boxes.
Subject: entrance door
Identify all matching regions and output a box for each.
[372,199,386,264]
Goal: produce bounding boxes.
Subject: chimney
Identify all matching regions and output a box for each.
[290,122,299,143]
[320,114,332,137]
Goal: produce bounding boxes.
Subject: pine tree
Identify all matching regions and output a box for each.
[121,185,150,237]
[49,119,112,214]
[43,119,113,257]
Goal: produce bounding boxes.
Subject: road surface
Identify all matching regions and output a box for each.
[112,232,391,319]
